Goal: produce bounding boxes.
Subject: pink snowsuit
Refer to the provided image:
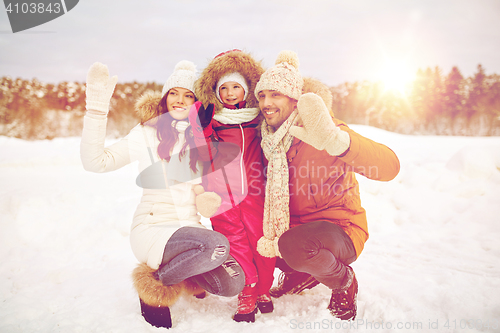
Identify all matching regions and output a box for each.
[193,50,276,295]
[196,115,275,294]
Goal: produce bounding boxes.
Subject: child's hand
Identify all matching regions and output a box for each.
[188,102,214,137]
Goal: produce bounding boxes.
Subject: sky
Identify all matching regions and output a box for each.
[1,0,500,87]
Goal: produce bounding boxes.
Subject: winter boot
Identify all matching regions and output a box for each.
[327,266,358,321]
[139,298,172,328]
[269,270,320,298]
[194,291,207,299]
[233,284,258,323]
[256,293,274,313]
[132,263,205,328]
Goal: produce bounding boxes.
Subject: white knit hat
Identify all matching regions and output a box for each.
[254,50,303,100]
[162,60,197,96]
[216,72,249,103]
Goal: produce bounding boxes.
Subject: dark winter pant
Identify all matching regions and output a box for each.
[278,221,357,290]
[157,227,245,297]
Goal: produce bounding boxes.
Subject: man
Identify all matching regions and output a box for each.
[254,50,400,320]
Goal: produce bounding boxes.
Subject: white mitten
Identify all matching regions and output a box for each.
[85,62,118,117]
[290,93,350,156]
[193,185,221,218]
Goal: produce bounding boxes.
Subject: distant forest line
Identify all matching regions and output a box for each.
[1,64,499,140]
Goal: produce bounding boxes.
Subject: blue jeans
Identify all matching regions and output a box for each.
[278,221,357,290]
[157,226,245,297]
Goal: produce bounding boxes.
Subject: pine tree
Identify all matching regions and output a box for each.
[410,68,432,133]
[429,67,445,133]
[443,66,465,134]
[466,64,489,134]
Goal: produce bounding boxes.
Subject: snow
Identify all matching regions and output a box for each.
[1,125,500,332]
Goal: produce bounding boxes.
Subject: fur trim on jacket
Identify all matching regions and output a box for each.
[135,90,163,126]
[132,263,204,307]
[195,50,265,113]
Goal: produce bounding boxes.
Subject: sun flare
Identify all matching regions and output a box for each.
[378,60,415,95]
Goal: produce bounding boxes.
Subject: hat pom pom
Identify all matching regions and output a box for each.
[275,50,299,70]
[174,60,196,73]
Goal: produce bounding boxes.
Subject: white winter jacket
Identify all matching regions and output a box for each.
[81,113,204,269]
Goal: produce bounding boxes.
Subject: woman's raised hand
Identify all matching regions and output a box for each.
[85,62,118,116]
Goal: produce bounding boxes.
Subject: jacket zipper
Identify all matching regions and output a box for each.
[239,124,245,195]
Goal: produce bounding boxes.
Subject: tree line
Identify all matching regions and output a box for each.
[331,64,500,136]
[1,64,499,140]
[0,77,160,140]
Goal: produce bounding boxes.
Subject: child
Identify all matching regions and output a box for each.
[190,50,276,323]
[81,60,244,329]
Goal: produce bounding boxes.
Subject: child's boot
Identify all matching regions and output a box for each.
[233,284,258,323]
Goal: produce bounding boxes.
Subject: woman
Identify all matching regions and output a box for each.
[81,60,245,329]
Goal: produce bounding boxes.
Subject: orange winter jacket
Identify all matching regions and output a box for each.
[284,120,400,257]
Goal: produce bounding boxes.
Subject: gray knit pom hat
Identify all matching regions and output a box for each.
[254,50,304,100]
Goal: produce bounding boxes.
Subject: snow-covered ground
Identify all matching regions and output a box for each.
[1,125,500,333]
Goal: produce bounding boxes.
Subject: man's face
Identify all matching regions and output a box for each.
[258,90,298,129]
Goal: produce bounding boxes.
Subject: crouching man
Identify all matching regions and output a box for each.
[254,50,400,320]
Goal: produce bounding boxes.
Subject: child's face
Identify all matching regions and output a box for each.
[219,81,245,105]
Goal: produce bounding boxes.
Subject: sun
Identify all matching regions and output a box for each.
[378,60,415,95]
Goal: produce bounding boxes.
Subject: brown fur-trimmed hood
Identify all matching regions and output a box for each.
[195,50,265,113]
[135,90,163,126]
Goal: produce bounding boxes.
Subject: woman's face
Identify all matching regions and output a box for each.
[166,87,195,120]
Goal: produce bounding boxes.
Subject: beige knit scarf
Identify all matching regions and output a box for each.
[257,110,299,258]
[213,107,260,125]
